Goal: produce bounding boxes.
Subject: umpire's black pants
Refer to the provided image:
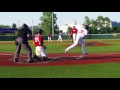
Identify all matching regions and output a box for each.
[14,37,33,62]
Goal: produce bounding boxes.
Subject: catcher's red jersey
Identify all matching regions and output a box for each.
[33,35,43,47]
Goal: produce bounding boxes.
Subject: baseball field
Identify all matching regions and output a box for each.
[0,39,120,78]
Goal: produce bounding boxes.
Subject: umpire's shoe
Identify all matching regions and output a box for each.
[14,59,18,62]
[27,58,34,63]
[27,60,34,63]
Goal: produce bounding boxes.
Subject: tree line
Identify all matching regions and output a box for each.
[1,13,120,36]
[39,13,120,35]
[67,16,120,34]
[83,16,120,34]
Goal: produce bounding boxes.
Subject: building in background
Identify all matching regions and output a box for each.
[110,21,120,28]
[59,21,120,34]
[59,23,82,34]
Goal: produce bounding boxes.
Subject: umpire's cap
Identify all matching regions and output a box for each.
[37,29,43,34]
[22,23,28,28]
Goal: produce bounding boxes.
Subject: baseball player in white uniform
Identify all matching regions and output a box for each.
[57,31,62,42]
[65,25,88,55]
[48,33,52,42]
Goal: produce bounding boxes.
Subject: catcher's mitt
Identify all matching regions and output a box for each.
[43,45,47,49]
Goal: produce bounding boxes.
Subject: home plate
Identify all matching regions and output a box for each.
[76,56,84,60]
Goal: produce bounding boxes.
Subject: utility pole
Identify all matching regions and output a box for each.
[52,12,54,39]
[17,20,20,29]
[32,20,34,36]
[74,19,77,25]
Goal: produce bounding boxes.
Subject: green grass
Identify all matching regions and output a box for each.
[1,39,120,54]
[0,39,120,78]
[0,63,120,78]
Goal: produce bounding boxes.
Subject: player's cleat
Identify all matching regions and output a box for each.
[82,53,88,55]
[65,50,67,54]
[33,54,41,60]
[41,56,48,60]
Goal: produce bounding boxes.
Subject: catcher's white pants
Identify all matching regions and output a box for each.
[35,46,47,57]
[65,35,86,54]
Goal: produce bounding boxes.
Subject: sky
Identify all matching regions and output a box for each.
[54,12,120,26]
[1,12,120,27]
[0,12,43,27]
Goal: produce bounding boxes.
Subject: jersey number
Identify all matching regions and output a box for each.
[35,37,39,42]
[79,30,84,33]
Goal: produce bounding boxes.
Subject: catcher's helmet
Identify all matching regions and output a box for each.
[37,29,43,34]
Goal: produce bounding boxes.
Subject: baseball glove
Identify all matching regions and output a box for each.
[43,45,47,49]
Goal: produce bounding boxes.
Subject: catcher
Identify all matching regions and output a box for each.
[33,29,48,60]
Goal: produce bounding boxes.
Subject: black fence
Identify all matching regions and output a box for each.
[0,34,120,41]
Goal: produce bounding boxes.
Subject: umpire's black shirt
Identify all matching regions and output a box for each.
[17,27,31,39]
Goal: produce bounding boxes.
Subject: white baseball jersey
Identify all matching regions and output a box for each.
[77,28,88,38]
[59,32,62,36]
[58,32,62,39]
[74,25,88,38]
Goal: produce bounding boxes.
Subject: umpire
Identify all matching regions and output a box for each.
[13,23,34,63]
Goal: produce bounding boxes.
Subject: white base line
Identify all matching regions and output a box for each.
[76,56,84,60]
[43,60,54,63]
[45,55,84,63]
[1,52,120,62]
[93,53,120,56]
[0,53,13,55]
[0,53,28,57]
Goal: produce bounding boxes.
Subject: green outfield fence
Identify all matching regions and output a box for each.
[0,33,120,41]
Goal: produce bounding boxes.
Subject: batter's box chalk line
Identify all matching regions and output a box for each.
[7,55,84,63]
[0,53,13,55]
[50,55,84,60]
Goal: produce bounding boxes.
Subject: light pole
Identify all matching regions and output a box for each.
[97,24,101,34]
[97,27,100,34]
[52,12,54,39]
[17,20,20,29]
[74,19,77,25]
[97,26,101,42]
[32,20,34,36]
